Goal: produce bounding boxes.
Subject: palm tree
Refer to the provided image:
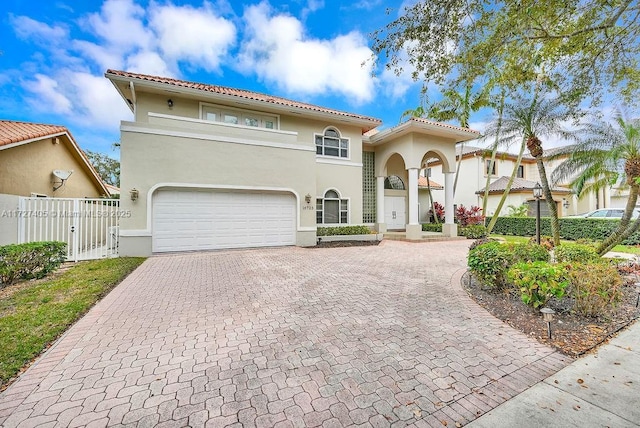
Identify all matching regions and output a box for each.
[484,94,575,244]
[400,81,492,196]
[552,110,640,254]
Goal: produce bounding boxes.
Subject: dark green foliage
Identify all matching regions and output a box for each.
[468,242,512,288]
[508,262,569,308]
[566,263,623,317]
[460,224,487,239]
[0,242,67,286]
[468,241,550,288]
[554,243,600,263]
[422,223,443,232]
[486,216,640,244]
[507,242,550,263]
[316,226,373,236]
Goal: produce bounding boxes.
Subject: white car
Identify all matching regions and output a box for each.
[568,208,640,219]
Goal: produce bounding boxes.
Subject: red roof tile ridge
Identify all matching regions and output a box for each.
[408,116,479,134]
[0,120,69,147]
[106,69,382,124]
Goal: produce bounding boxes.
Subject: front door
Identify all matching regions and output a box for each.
[385,196,406,230]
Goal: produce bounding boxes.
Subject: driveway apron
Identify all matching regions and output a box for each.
[0,240,570,427]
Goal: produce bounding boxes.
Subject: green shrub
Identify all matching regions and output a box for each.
[508,242,550,263]
[566,262,623,317]
[468,242,513,288]
[422,223,443,232]
[316,225,372,236]
[554,243,600,263]
[460,224,487,239]
[469,237,498,251]
[507,261,569,308]
[485,216,640,244]
[0,242,67,286]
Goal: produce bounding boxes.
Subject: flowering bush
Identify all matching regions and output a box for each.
[456,205,485,227]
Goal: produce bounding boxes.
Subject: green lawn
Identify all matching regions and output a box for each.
[0,257,145,389]
[490,234,640,255]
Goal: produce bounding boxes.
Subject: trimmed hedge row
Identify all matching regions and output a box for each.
[486,217,640,245]
[0,241,67,286]
[316,225,373,236]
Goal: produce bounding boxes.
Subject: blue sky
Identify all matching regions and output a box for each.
[2,0,483,158]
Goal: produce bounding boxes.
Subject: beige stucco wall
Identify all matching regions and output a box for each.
[119,117,321,255]
[0,137,103,198]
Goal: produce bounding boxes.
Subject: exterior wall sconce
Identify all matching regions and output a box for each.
[305,194,311,204]
[130,188,139,201]
[167,99,174,108]
[563,199,569,209]
[540,307,555,339]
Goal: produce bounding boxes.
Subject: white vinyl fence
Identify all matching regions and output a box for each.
[18,197,120,261]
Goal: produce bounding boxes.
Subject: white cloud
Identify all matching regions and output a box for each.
[68,72,132,129]
[27,74,73,114]
[82,0,152,51]
[10,15,68,44]
[125,51,173,77]
[238,2,374,103]
[149,3,236,72]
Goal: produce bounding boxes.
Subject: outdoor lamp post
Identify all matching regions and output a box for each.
[533,182,543,244]
[540,307,555,339]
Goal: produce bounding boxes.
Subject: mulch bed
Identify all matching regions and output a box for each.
[462,270,640,357]
[313,240,381,248]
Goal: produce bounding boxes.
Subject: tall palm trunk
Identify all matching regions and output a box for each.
[426,173,439,224]
[535,157,561,245]
[598,184,639,254]
[486,137,526,233]
[482,89,504,224]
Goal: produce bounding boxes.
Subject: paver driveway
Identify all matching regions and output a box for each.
[0,240,570,427]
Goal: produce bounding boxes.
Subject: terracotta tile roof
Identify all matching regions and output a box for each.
[476,176,571,194]
[408,117,480,135]
[0,120,67,147]
[106,69,382,126]
[418,177,444,189]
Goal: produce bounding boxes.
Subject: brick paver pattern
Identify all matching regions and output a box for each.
[0,240,570,427]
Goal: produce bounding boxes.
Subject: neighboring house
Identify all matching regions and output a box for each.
[0,120,110,245]
[106,70,479,256]
[428,145,620,218]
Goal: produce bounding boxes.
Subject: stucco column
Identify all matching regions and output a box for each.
[443,172,457,237]
[375,176,386,232]
[406,168,422,239]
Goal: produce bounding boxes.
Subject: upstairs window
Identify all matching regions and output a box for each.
[485,159,497,176]
[517,165,524,178]
[316,128,349,158]
[201,104,278,129]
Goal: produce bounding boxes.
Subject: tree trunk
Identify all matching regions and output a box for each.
[535,157,561,245]
[597,184,640,254]
[482,91,504,219]
[486,137,527,234]
[453,142,464,197]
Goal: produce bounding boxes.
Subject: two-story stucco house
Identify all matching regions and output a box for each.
[106,70,479,256]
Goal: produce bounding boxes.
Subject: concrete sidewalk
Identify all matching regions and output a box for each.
[467,321,640,427]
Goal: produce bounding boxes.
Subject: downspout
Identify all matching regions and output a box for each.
[129,81,137,117]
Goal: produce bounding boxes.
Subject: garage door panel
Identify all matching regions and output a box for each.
[152,189,296,252]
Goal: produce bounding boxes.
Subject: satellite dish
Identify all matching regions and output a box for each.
[53,170,73,180]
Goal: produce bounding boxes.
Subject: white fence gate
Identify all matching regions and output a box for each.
[18,197,120,261]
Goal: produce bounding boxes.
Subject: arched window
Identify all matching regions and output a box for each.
[315,128,349,158]
[316,189,348,224]
[384,175,405,190]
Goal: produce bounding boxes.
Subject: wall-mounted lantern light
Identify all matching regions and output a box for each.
[167,99,174,108]
[130,188,139,201]
[305,194,312,204]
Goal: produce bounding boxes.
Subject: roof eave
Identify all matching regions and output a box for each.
[105,71,382,132]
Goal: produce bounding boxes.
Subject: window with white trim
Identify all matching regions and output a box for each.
[201,104,278,129]
[316,189,348,224]
[315,128,349,158]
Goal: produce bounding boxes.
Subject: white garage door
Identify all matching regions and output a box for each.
[152,189,296,252]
